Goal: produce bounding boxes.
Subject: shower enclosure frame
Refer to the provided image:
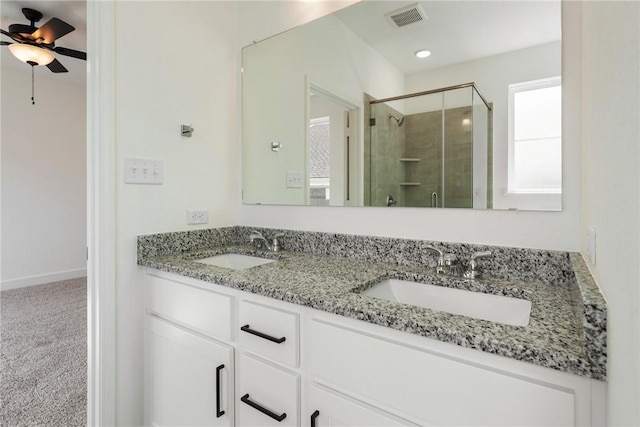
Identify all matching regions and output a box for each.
[369,82,492,208]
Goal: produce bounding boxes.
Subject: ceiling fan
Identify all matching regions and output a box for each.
[1,7,86,73]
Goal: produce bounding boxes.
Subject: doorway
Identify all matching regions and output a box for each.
[307,83,361,206]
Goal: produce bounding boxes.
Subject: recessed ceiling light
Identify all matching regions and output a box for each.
[415,49,431,59]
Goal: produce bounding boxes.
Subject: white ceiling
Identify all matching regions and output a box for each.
[334,0,561,75]
[0,1,560,85]
[0,0,86,85]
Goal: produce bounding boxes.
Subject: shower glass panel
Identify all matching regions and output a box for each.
[366,83,491,208]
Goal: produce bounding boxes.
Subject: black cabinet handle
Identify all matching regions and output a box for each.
[241,393,287,422]
[240,324,286,344]
[311,410,320,427]
[216,364,225,418]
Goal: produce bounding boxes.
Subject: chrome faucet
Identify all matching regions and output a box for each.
[249,230,284,252]
[444,253,464,277]
[464,251,492,279]
[426,245,466,276]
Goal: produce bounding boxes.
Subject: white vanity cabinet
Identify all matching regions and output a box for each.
[144,269,605,427]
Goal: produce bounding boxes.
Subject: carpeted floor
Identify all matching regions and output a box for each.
[0,277,87,426]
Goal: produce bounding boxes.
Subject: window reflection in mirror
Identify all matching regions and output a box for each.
[509,77,562,194]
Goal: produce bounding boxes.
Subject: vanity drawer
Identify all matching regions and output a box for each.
[237,352,300,426]
[238,300,299,367]
[146,274,234,342]
[309,319,576,426]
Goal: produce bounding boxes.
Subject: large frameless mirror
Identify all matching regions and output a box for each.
[242,0,562,211]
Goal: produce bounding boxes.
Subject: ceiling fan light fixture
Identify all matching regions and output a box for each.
[8,44,54,66]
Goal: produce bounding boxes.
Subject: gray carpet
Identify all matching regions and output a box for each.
[1,277,87,426]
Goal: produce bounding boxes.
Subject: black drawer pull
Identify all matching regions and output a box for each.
[240,324,286,344]
[311,410,320,427]
[215,364,225,418]
[241,393,287,422]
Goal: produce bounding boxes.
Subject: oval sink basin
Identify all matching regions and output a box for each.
[195,253,276,270]
[360,279,532,326]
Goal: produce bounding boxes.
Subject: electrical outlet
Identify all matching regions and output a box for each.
[586,227,596,265]
[187,210,209,225]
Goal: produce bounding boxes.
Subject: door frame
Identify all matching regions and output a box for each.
[87,1,116,425]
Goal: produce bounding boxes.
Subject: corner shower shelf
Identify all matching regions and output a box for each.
[399,182,421,186]
[399,158,421,162]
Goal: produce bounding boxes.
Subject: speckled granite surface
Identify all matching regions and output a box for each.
[138,227,607,381]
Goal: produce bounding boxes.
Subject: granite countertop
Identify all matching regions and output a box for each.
[138,241,607,381]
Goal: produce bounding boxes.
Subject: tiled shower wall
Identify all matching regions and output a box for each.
[366,96,405,207]
[367,100,491,208]
[405,106,474,208]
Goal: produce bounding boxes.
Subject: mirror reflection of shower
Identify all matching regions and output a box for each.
[366,83,492,209]
[389,114,405,127]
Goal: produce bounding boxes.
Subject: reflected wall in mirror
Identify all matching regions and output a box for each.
[242,0,561,210]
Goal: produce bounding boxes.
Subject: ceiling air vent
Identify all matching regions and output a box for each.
[386,3,427,28]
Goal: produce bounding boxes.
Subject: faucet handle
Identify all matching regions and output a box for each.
[272,233,285,252]
[425,245,444,257]
[465,251,492,279]
[249,230,265,248]
[470,250,492,266]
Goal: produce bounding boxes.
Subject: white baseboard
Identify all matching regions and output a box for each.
[1,268,87,291]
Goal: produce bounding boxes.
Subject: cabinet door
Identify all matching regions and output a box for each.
[146,316,233,426]
[237,352,300,426]
[306,383,419,427]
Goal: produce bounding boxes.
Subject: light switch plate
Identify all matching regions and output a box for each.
[286,171,303,188]
[124,158,164,184]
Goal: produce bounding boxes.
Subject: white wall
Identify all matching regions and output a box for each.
[237,3,582,252]
[580,2,640,425]
[113,2,238,424]
[103,2,639,425]
[1,66,86,290]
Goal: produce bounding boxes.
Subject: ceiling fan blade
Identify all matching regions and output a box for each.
[54,46,86,61]
[1,41,12,46]
[1,28,22,42]
[32,18,75,44]
[46,58,68,73]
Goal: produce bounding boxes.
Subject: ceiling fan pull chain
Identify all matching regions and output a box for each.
[31,65,35,105]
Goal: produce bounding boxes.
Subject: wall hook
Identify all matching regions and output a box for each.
[271,141,282,152]
[181,124,194,137]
